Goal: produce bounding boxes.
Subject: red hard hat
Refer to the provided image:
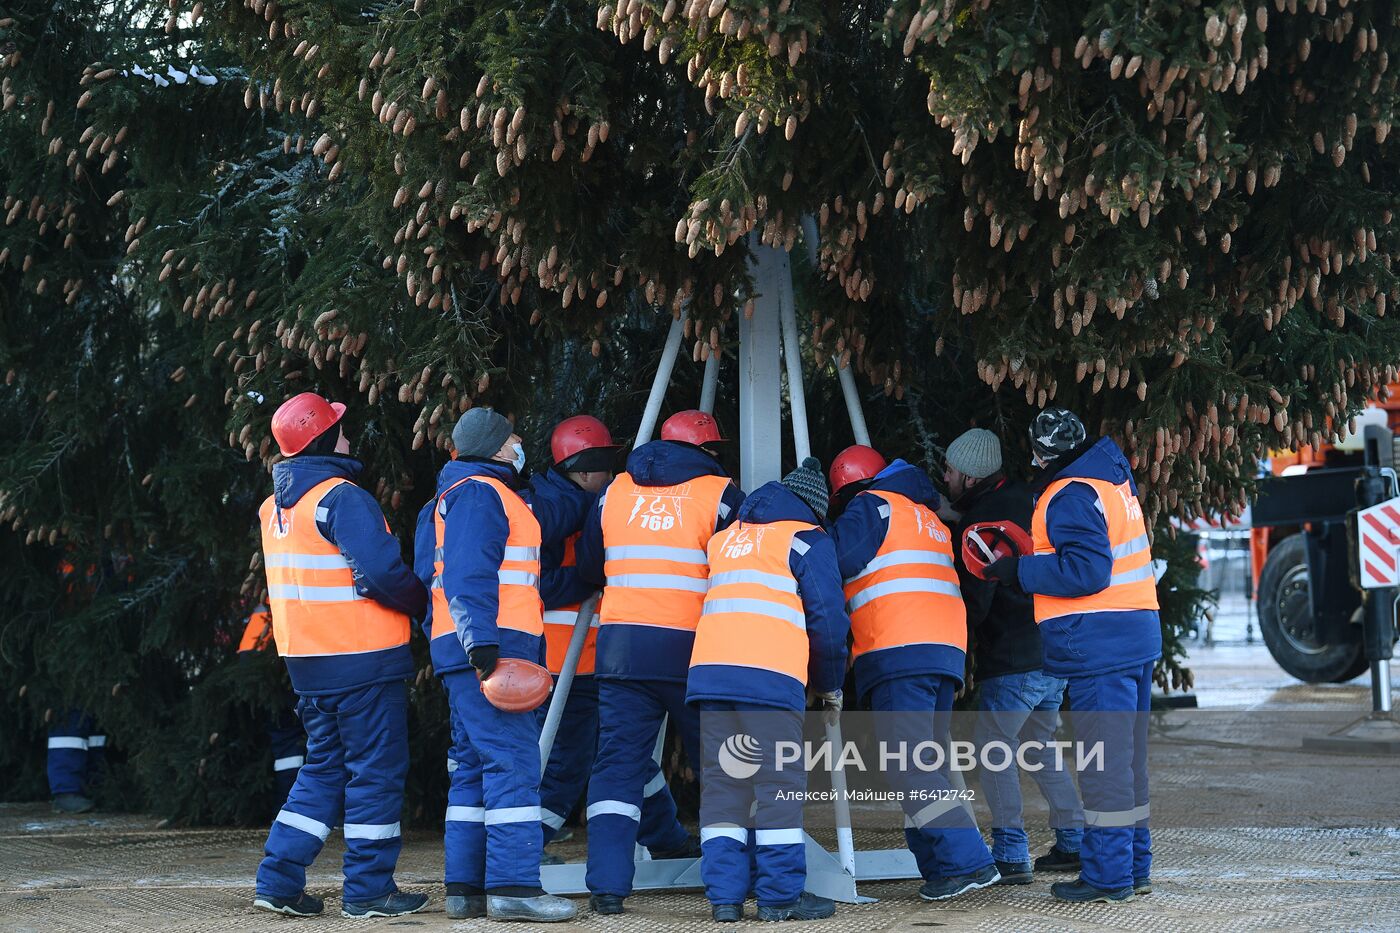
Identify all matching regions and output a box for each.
[661,410,726,447]
[480,658,553,712]
[271,392,346,457]
[551,415,618,464]
[829,445,887,495]
[961,521,1034,580]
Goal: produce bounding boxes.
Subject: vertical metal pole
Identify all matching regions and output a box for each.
[699,353,719,415]
[538,593,601,771]
[1373,659,1393,712]
[778,294,811,463]
[740,237,787,490]
[836,359,871,447]
[635,308,687,447]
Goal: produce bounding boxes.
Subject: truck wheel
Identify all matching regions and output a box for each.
[1257,533,1368,684]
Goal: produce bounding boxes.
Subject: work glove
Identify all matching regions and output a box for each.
[984,555,1020,587]
[815,690,843,727]
[468,644,499,680]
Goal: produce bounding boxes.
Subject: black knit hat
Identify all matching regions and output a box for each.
[782,457,830,520]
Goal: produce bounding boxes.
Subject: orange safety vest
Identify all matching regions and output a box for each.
[430,474,544,641]
[598,472,732,632]
[238,605,274,653]
[1030,477,1159,624]
[843,490,966,658]
[543,534,599,675]
[690,520,814,685]
[259,479,410,657]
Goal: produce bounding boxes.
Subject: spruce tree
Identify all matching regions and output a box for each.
[5,0,1397,819]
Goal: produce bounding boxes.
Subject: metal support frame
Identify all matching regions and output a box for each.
[699,354,720,415]
[739,237,787,490]
[540,240,926,903]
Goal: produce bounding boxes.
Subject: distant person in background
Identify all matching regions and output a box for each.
[943,427,1084,885]
[47,710,104,814]
[237,603,305,806]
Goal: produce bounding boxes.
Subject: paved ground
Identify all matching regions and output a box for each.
[4,643,1399,932]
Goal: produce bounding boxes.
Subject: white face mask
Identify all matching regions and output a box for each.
[511,442,526,472]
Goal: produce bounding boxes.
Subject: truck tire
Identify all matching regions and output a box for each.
[1257,533,1368,684]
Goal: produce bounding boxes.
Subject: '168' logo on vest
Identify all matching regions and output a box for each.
[268,509,293,540]
[912,506,949,543]
[719,525,763,559]
[1117,485,1143,522]
[626,483,693,532]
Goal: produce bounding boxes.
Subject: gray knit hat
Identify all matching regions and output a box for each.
[945,428,1004,479]
[451,408,514,459]
[782,457,830,520]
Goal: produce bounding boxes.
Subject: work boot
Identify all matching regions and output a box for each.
[1050,879,1134,904]
[51,793,94,814]
[993,860,1033,885]
[253,891,324,917]
[919,864,1001,901]
[651,834,702,860]
[1134,876,1153,895]
[446,894,487,919]
[590,893,625,915]
[487,893,577,922]
[712,903,744,922]
[341,890,429,918]
[1033,845,1081,873]
[756,892,835,921]
[541,851,565,865]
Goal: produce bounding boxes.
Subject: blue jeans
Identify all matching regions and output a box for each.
[974,670,1084,864]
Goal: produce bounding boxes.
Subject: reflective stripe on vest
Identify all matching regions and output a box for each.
[598,472,732,633]
[543,534,599,675]
[1030,476,1160,624]
[842,490,966,659]
[431,474,544,641]
[690,520,813,685]
[259,480,410,658]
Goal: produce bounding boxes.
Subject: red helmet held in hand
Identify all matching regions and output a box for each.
[829,445,887,496]
[661,410,726,447]
[271,392,346,457]
[961,521,1034,580]
[551,415,619,463]
[480,658,553,712]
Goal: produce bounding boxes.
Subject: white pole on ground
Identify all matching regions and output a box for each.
[699,353,720,415]
[635,308,687,447]
[538,592,601,772]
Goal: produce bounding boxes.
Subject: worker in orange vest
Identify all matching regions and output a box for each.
[574,410,745,914]
[237,603,305,804]
[415,407,575,923]
[828,446,1000,901]
[688,458,849,923]
[528,416,695,863]
[253,392,428,920]
[982,409,1161,904]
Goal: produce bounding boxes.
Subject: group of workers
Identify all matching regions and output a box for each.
[247,389,1161,922]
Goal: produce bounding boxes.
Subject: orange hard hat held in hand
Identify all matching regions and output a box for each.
[962,521,1033,581]
[479,657,554,712]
